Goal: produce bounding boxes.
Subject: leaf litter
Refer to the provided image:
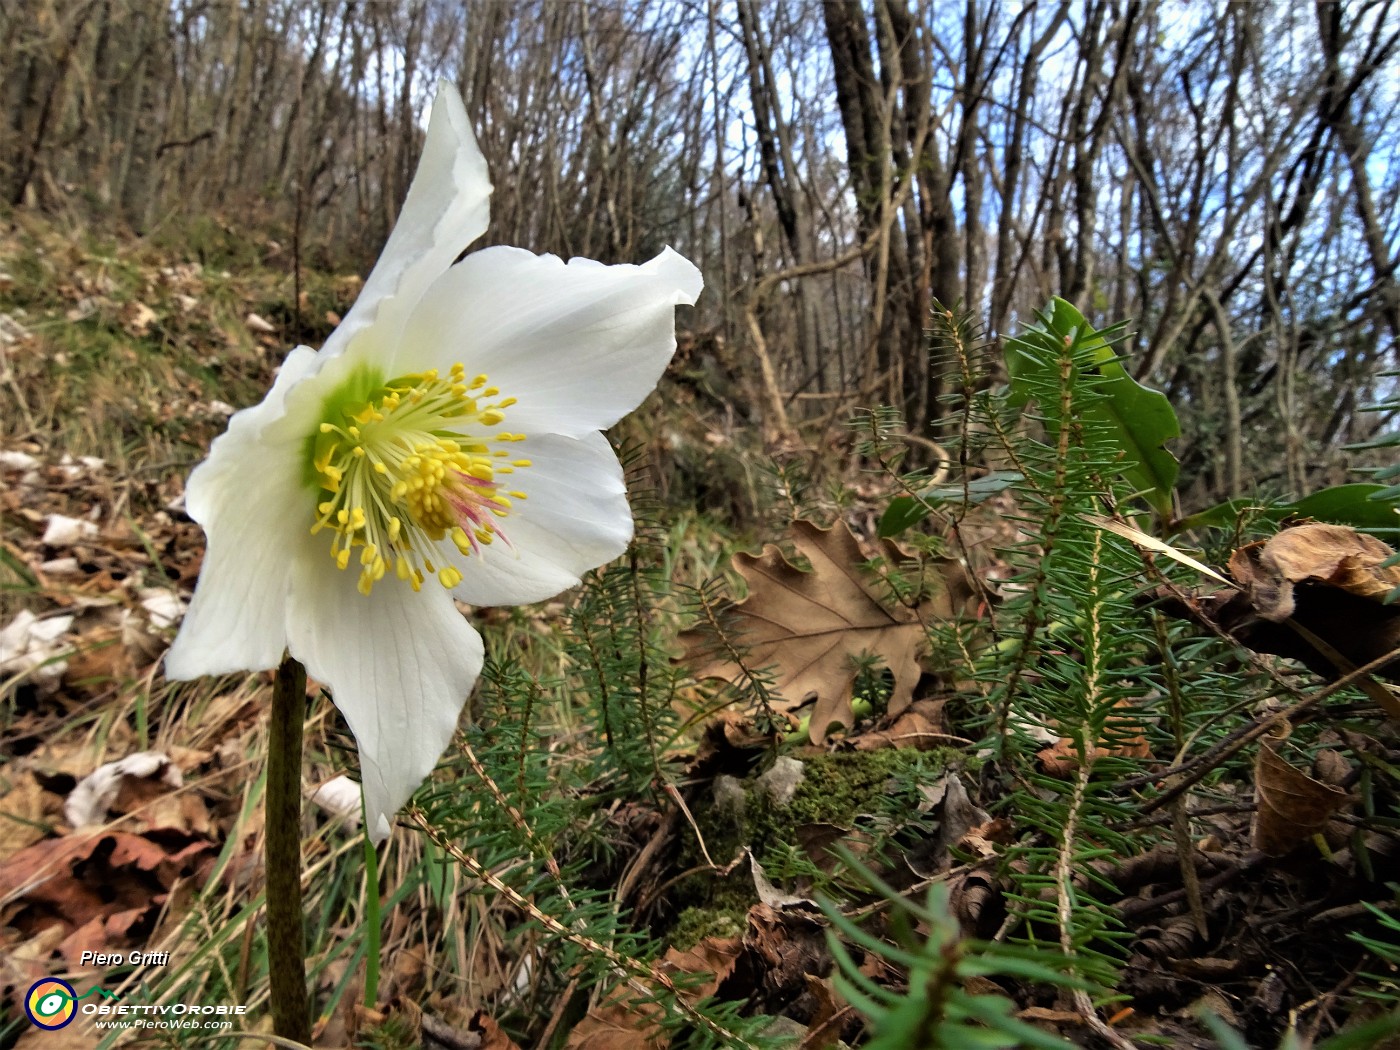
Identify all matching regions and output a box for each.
[4,221,1400,1047]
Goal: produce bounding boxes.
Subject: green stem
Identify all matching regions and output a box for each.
[266,655,310,1043]
[361,803,382,1008]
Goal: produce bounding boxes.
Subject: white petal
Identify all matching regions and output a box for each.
[285,555,483,842]
[325,82,491,363]
[393,246,702,436]
[445,431,633,607]
[165,349,323,679]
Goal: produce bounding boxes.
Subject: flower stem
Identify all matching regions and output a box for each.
[266,654,311,1043]
[361,805,382,1007]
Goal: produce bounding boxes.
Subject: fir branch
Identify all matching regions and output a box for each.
[1050,530,1139,1050]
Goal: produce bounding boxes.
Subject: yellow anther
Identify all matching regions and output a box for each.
[451,527,472,556]
[311,363,527,595]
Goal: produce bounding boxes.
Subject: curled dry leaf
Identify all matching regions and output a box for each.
[138,587,185,631]
[119,300,157,337]
[851,697,949,751]
[469,1009,524,1050]
[0,609,75,685]
[243,311,276,334]
[1251,733,1352,857]
[40,514,98,547]
[0,449,40,472]
[679,520,973,742]
[1036,699,1153,778]
[1230,523,1400,618]
[64,751,181,828]
[310,774,364,830]
[1159,523,1400,701]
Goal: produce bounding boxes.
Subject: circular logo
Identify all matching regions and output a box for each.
[25,978,77,1030]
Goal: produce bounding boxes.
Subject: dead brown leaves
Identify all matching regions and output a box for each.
[565,938,743,1050]
[679,520,973,741]
[1250,730,1352,857]
[1165,523,1400,689]
[0,831,214,966]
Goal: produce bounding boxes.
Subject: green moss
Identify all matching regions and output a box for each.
[738,749,943,858]
[670,906,747,950]
[672,748,949,917]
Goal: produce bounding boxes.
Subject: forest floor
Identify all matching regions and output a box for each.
[2,216,1399,1050]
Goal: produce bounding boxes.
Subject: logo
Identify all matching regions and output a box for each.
[25,979,77,1030]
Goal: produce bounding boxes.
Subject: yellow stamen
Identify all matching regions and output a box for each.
[309,364,528,595]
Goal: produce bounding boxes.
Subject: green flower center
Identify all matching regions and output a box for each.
[307,362,529,595]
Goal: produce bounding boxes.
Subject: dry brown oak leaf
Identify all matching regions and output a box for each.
[680,519,973,742]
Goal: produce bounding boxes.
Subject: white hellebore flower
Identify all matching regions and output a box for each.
[166,82,701,841]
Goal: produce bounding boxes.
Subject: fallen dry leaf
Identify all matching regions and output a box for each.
[1232,523,1400,613]
[119,300,157,336]
[563,937,742,1049]
[851,697,949,750]
[1252,732,1352,857]
[744,902,831,1013]
[0,770,54,860]
[469,1009,523,1050]
[1,609,75,680]
[1224,524,1400,687]
[0,831,215,962]
[64,751,181,828]
[310,774,365,830]
[1036,698,1153,778]
[680,520,971,741]
[41,513,98,546]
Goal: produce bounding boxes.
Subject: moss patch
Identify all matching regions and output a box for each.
[673,747,949,920]
[670,906,747,950]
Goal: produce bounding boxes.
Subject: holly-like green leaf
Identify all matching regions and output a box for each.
[1006,297,1180,517]
[1174,483,1400,536]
